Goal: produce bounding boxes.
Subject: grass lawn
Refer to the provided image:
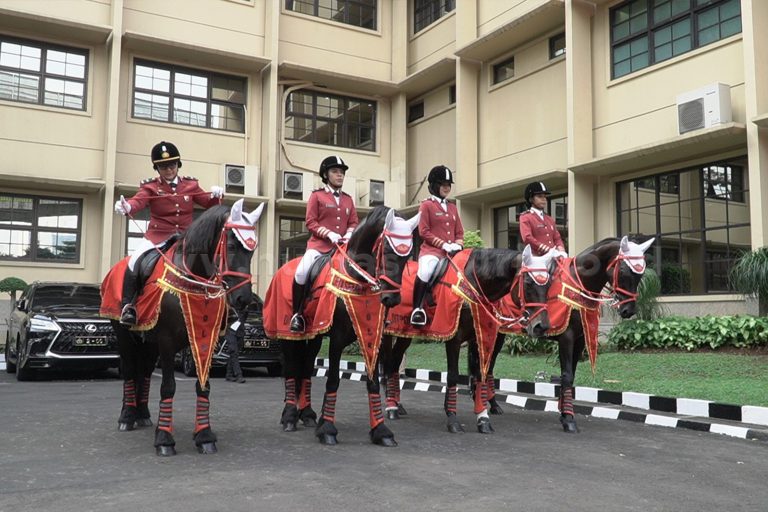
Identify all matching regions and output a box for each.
[320,342,768,407]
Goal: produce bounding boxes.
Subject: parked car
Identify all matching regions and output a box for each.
[5,282,119,380]
[175,296,282,377]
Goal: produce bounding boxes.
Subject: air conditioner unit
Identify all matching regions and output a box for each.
[369,180,385,206]
[676,83,731,135]
[283,170,315,201]
[222,164,259,196]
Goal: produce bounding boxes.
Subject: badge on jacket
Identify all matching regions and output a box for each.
[184,195,190,202]
[345,207,349,215]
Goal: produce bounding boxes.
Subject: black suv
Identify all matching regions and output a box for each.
[176,296,282,377]
[5,282,119,380]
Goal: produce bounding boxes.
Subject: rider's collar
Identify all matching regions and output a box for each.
[430,194,446,204]
[163,176,180,187]
[530,207,544,218]
[325,185,342,196]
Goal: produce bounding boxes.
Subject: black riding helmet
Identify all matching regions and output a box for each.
[319,155,348,184]
[524,181,551,207]
[151,141,182,170]
[427,165,454,197]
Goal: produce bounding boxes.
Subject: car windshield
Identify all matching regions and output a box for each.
[31,285,102,311]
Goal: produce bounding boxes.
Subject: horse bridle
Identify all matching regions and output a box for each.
[561,253,646,308]
[334,228,414,294]
[511,262,550,325]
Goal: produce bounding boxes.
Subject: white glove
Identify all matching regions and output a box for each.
[447,243,462,253]
[555,249,568,259]
[328,232,342,244]
[114,195,131,215]
[340,233,351,244]
[210,185,224,199]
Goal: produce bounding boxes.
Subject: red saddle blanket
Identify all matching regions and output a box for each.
[263,256,338,341]
[100,256,166,331]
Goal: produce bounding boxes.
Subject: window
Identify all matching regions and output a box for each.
[0,194,82,263]
[492,56,515,85]
[285,89,376,151]
[414,0,455,33]
[124,208,203,256]
[279,216,309,267]
[617,156,750,294]
[611,0,741,79]
[493,195,568,250]
[549,32,566,59]
[132,60,246,132]
[448,84,456,104]
[0,35,87,110]
[285,0,377,29]
[408,101,424,122]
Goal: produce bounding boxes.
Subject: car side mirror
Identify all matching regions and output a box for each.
[16,299,26,312]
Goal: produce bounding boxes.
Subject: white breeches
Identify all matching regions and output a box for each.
[417,255,440,282]
[128,237,163,271]
[294,249,323,285]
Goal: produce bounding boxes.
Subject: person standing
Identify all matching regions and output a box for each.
[410,165,464,326]
[290,155,359,332]
[113,141,224,325]
[519,181,567,257]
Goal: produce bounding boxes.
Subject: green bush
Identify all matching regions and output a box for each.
[661,265,691,294]
[634,268,668,321]
[607,315,768,351]
[503,333,556,356]
[463,230,484,249]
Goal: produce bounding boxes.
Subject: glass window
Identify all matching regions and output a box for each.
[132,60,246,133]
[414,0,455,33]
[448,84,456,104]
[617,156,750,295]
[285,89,376,151]
[408,101,424,122]
[285,0,377,30]
[0,35,87,110]
[610,0,741,79]
[278,216,309,267]
[493,195,567,250]
[0,194,82,263]
[549,32,566,59]
[492,56,515,85]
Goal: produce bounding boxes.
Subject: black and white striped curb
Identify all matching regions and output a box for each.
[314,358,768,442]
[0,353,5,372]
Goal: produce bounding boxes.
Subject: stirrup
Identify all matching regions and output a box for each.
[410,308,427,326]
[289,313,305,333]
[120,304,137,326]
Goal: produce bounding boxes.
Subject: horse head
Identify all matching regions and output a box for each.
[519,245,554,337]
[222,199,264,311]
[345,206,420,308]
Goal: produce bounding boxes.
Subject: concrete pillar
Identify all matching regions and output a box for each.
[390,93,407,208]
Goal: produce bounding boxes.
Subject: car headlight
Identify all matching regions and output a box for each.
[29,316,59,333]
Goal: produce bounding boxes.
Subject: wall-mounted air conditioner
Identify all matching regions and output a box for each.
[283,171,304,200]
[676,83,731,135]
[355,179,397,208]
[369,180,385,206]
[222,164,259,196]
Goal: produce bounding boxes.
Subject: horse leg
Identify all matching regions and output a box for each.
[557,319,581,434]
[154,348,177,456]
[383,336,411,420]
[316,325,345,445]
[367,353,396,447]
[136,340,158,427]
[298,336,322,427]
[487,333,505,415]
[193,379,218,454]
[468,338,493,434]
[116,326,139,431]
[444,333,464,434]
[280,340,300,432]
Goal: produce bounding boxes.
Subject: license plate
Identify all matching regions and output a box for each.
[244,339,268,348]
[75,337,108,346]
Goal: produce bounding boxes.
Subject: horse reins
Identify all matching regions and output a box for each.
[559,253,645,308]
[333,229,414,294]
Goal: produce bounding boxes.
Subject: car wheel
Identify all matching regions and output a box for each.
[267,363,282,377]
[182,348,196,377]
[16,340,34,381]
[5,336,16,373]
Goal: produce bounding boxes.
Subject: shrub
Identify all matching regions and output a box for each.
[503,333,555,356]
[661,265,691,294]
[463,230,484,249]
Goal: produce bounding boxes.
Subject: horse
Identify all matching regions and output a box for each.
[101,199,264,456]
[379,245,555,434]
[263,206,420,446]
[547,235,654,433]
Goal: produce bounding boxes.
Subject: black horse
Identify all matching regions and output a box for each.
[105,199,263,455]
[380,245,554,434]
[268,206,420,446]
[548,235,654,433]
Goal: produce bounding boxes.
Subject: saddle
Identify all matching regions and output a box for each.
[135,235,180,291]
[424,257,451,307]
[304,250,334,297]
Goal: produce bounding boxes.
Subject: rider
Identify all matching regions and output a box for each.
[519,181,567,257]
[290,155,359,332]
[114,141,224,325]
[410,165,464,326]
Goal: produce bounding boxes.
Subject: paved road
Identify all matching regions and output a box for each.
[0,368,766,512]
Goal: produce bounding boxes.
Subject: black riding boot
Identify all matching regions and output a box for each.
[120,266,139,326]
[290,279,307,332]
[410,278,429,326]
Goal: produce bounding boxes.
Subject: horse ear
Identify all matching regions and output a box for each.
[230,198,244,222]
[620,235,630,254]
[407,212,421,232]
[522,244,533,265]
[247,203,265,225]
[384,208,396,230]
[639,236,655,254]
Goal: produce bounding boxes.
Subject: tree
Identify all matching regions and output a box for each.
[0,277,28,314]
[730,247,768,316]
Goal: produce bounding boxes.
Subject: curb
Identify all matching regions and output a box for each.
[314,358,768,443]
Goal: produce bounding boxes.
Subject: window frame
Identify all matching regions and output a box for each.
[0,34,89,111]
[131,59,247,133]
[0,193,84,263]
[278,215,309,267]
[413,0,456,34]
[407,100,424,123]
[610,0,742,80]
[284,0,378,30]
[491,56,515,85]
[549,32,566,59]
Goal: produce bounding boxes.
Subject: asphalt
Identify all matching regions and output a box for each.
[1,366,767,512]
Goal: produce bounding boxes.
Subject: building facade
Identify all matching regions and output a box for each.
[0,0,765,317]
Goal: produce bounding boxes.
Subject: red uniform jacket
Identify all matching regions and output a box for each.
[519,209,564,256]
[418,197,464,258]
[305,187,359,253]
[126,176,219,244]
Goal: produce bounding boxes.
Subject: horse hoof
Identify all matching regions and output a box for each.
[397,404,408,416]
[447,422,465,434]
[156,445,176,457]
[197,442,218,454]
[375,436,398,447]
[136,418,153,427]
[301,417,317,428]
[560,415,579,433]
[283,421,298,433]
[318,434,338,445]
[477,418,495,434]
[386,409,400,420]
[118,421,135,432]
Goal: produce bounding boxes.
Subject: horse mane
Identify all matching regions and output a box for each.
[178,205,230,256]
[348,205,395,253]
